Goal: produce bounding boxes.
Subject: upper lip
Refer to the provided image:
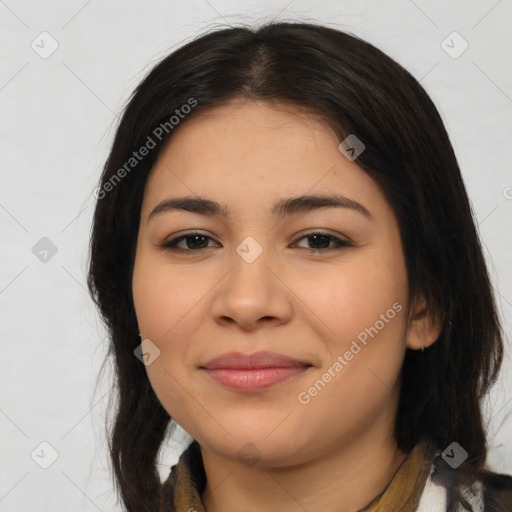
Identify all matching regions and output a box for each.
[200,351,312,370]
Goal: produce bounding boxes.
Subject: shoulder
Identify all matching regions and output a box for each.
[481,472,512,512]
[416,463,512,511]
[415,464,449,511]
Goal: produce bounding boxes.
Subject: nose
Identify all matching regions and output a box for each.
[210,244,293,332]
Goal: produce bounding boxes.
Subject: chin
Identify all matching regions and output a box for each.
[195,428,316,469]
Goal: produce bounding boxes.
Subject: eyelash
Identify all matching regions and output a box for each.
[158,231,352,254]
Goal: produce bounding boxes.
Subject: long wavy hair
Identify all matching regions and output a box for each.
[87,21,508,512]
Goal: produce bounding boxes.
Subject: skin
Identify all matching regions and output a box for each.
[131,98,442,512]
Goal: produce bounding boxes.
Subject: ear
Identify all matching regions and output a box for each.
[405,295,443,350]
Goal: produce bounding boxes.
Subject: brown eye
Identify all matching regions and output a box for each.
[294,232,352,252]
[159,232,219,251]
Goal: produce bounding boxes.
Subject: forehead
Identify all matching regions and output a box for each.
[140,99,388,224]
[155,99,336,166]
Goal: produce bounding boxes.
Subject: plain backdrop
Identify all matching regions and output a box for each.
[1,1,511,510]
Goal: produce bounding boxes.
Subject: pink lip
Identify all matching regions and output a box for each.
[200,351,313,392]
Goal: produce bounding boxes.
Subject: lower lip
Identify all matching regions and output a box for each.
[202,366,311,392]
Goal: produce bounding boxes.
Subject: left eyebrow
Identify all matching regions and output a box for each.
[147,193,373,223]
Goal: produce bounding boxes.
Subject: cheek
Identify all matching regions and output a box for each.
[132,251,199,339]
[304,249,407,345]
[295,262,407,442]
[132,257,194,418]
[132,252,208,392]
[300,245,408,403]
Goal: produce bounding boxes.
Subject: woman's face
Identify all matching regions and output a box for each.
[132,99,434,467]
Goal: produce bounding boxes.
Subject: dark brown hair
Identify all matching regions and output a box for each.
[87,21,510,511]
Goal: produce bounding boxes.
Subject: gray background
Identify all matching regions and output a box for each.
[1,0,511,510]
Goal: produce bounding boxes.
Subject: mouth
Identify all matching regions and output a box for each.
[199,351,313,392]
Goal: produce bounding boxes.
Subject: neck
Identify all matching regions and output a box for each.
[201,424,408,512]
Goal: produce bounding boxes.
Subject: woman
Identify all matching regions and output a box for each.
[87,21,512,511]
